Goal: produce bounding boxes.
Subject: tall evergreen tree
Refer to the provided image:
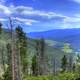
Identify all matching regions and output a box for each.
[16,26,28,75]
[61,55,68,72]
[31,55,38,76]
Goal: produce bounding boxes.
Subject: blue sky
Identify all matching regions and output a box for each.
[0,0,80,32]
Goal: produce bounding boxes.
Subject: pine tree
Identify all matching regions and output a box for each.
[31,55,38,76]
[61,55,68,72]
[16,26,28,75]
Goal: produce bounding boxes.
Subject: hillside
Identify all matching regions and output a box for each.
[28,29,80,51]
[0,30,75,74]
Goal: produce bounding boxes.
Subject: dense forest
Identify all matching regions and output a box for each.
[0,20,80,80]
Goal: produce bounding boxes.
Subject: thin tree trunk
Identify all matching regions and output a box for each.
[9,18,22,80]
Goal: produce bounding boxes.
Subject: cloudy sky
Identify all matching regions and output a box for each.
[0,0,80,32]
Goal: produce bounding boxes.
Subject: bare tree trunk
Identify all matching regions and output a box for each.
[9,18,22,80]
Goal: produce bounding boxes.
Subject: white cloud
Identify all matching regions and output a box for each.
[59,16,80,29]
[0,5,12,15]
[10,5,60,19]
[13,17,39,26]
[72,0,80,3]
[0,4,66,19]
[0,18,7,21]
[64,17,80,23]
[14,6,66,19]
[21,10,57,18]
[1,4,80,29]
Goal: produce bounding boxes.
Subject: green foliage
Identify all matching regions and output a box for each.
[62,43,73,53]
[2,66,12,80]
[24,72,80,80]
[24,76,53,80]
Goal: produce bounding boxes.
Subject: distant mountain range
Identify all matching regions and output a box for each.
[28,28,80,51]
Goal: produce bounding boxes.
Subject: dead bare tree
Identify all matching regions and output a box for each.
[9,18,22,80]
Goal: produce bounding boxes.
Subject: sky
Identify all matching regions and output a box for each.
[0,0,80,32]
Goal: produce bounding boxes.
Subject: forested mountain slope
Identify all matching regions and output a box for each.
[0,29,75,76]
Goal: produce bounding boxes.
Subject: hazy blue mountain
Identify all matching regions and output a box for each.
[28,29,80,51]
